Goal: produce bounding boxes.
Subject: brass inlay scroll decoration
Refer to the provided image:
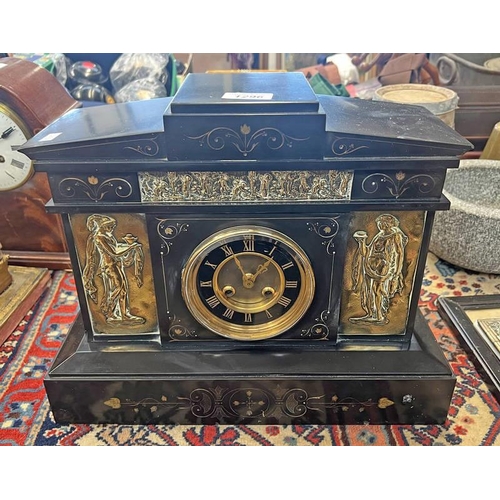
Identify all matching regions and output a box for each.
[82,214,146,325]
[124,136,160,157]
[330,136,369,156]
[350,214,408,325]
[301,310,330,339]
[186,124,309,156]
[103,385,395,419]
[361,171,436,198]
[168,315,198,340]
[156,220,189,255]
[307,217,340,255]
[139,170,353,203]
[58,176,133,201]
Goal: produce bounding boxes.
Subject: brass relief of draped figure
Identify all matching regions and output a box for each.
[340,211,425,335]
[350,214,408,325]
[71,213,158,335]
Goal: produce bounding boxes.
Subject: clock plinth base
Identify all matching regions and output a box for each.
[44,310,455,425]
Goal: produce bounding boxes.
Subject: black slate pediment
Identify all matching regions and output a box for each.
[20,97,171,161]
[20,73,472,164]
[319,95,472,157]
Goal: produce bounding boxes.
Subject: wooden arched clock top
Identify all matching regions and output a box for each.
[0,57,81,268]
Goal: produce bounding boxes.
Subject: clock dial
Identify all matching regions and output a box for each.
[0,104,33,191]
[181,226,315,340]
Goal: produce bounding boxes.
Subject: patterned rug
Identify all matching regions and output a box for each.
[1,252,500,446]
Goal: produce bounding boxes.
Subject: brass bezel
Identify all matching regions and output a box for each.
[181,225,315,341]
[0,102,33,192]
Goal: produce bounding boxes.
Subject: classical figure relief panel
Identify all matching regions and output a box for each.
[339,211,426,335]
[70,213,158,335]
[139,170,353,203]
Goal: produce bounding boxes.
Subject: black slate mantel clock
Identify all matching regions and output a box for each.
[21,72,472,425]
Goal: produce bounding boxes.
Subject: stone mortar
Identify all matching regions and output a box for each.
[429,159,500,274]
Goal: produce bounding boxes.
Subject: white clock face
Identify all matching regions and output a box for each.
[0,105,33,191]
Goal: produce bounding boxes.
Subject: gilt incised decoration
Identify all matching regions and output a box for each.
[307,217,340,255]
[186,124,309,156]
[330,135,369,156]
[124,136,160,157]
[156,220,189,255]
[103,384,395,420]
[58,176,133,201]
[301,310,331,340]
[361,171,436,199]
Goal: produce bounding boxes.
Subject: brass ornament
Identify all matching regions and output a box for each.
[139,169,353,203]
[181,226,315,341]
[340,211,425,335]
[350,214,408,325]
[82,214,146,325]
[71,213,158,335]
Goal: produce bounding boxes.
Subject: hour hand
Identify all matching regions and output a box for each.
[1,127,14,139]
[251,257,273,282]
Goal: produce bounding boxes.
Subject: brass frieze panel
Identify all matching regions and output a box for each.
[340,211,426,335]
[139,170,353,203]
[70,213,158,335]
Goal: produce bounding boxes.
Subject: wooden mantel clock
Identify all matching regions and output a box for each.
[21,72,472,425]
[0,57,80,268]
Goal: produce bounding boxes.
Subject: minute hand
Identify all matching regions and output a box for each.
[232,254,246,278]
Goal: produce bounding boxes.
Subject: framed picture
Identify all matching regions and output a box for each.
[438,294,500,403]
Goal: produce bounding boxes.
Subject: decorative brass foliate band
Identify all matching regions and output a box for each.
[103,385,394,420]
[340,211,425,335]
[186,124,309,157]
[361,171,437,199]
[139,170,353,203]
[58,176,133,201]
[70,213,158,335]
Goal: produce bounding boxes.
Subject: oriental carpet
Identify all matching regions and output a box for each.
[1,253,499,446]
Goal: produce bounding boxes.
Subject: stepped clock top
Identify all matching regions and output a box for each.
[20,72,472,162]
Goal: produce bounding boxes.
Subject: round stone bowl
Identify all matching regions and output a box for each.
[429,159,500,274]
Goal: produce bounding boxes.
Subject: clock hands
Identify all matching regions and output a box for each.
[232,254,254,289]
[231,253,274,289]
[1,127,14,139]
[251,257,274,282]
[232,254,246,278]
